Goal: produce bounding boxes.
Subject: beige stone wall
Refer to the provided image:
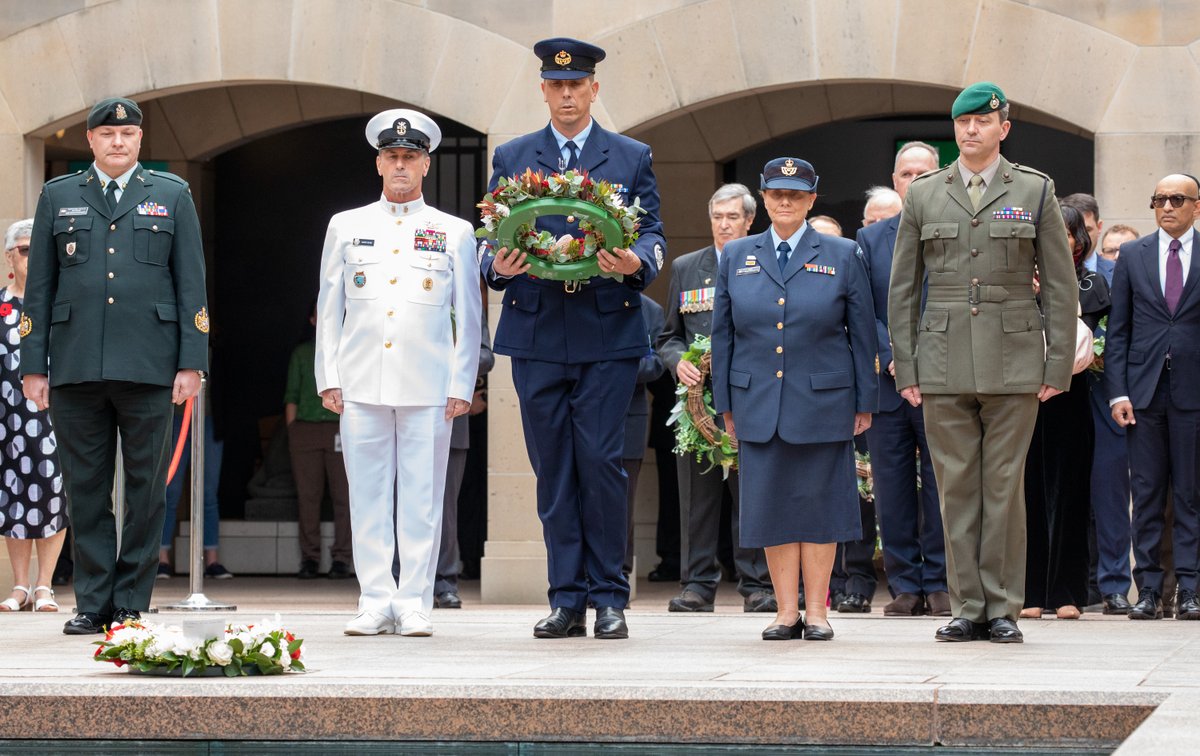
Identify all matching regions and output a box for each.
[0,1,1197,601]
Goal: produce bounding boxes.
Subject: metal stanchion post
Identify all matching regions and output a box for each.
[113,433,124,554]
[159,377,235,611]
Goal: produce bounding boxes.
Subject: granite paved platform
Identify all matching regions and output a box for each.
[0,578,1197,752]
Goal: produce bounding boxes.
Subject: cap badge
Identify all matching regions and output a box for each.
[115,103,127,120]
[781,159,798,177]
[989,94,1000,110]
[395,119,408,136]
[18,314,31,338]
[194,307,210,334]
[422,277,433,292]
[353,271,366,288]
[554,50,572,66]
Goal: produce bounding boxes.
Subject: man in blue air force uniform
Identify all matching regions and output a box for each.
[482,37,664,640]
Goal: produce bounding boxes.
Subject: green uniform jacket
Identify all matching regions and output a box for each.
[888,156,1077,395]
[21,164,208,387]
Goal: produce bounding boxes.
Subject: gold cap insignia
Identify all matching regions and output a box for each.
[395,118,408,136]
[115,103,127,120]
[194,307,210,334]
[781,158,798,177]
[422,277,433,292]
[989,94,1000,110]
[18,314,31,338]
[554,50,572,66]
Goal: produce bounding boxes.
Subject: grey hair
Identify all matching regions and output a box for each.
[4,219,33,251]
[893,141,940,172]
[998,103,1011,122]
[863,186,902,218]
[708,183,756,219]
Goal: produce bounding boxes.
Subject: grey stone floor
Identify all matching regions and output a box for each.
[0,577,1197,751]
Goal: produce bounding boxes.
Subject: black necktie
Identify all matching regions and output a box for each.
[564,140,579,171]
[777,240,791,271]
[105,180,119,214]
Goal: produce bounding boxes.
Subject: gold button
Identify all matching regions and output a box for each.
[152,224,158,231]
[110,224,116,231]
[971,218,980,227]
[776,370,783,378]
[776,322,783,330]
[389,277,397,285]
[971,307,979,316]
[107,297,114,304]
[384,341,392,348]
[387,309,395,317]
[971,248,979,257]
[395,220,403,226]
[778,298,785,305]
[393,249,400,255]
[107,272,114,279]
[775,346,783,354]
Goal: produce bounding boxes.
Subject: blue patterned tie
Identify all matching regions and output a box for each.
[564,140,579,171]
[777,241,791,272]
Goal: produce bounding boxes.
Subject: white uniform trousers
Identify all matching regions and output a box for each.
[341,401,451,619]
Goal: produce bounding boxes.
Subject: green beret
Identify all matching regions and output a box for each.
[951,82,1006,119]
[87,97,142,129]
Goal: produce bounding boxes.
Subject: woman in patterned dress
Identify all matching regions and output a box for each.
[0,219,68,613]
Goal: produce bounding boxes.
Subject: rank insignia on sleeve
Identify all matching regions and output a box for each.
[18,314,31,338]
[194,307,210,334]
[353,271,366,288]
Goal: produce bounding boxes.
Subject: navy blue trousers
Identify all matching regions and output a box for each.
[1088,373,1132,596]
[512,357,638,612]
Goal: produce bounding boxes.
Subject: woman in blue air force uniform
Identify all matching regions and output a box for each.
[711,157,878,641]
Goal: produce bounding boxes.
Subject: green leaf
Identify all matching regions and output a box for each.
[223,663,239,677]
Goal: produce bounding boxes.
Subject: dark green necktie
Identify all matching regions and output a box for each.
[105,180,119,214]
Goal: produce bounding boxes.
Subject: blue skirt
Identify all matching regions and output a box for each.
[738,436,861,547]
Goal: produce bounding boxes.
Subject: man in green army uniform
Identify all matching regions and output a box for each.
[888,83,1077,644]
[21,97,209,634]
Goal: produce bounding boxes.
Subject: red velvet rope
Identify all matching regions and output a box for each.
[165,396,193,485]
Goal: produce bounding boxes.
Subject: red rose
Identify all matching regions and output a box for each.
[0,303,12,317]
[94,646,103,658]
[113,659,126,668]
[290,649,301,660]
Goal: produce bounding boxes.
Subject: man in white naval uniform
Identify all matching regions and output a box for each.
[315,109,481,637]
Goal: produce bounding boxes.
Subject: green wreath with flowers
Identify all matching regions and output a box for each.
[476,169,645,283]
[667,335,738,477]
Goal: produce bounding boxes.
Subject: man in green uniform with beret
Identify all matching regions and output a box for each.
[21,97,209,634]
[888,82,1077,644]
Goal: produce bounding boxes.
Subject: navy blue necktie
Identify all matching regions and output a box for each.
[564,140,579,171]
[777,240,791,271]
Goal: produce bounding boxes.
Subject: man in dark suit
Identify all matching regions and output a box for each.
[21,97,208,634]
[482,38,664,639]
[855,142,950,617]
[1106,174,1200,621]
[658,184,774,614]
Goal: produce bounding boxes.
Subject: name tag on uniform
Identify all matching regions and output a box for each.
[57,207,88,217]
[735,266,761,276]
[680,287,715,313]
[804,263,836,276]
[352,238,374,246]
[415,228,447,253]
[135,202,169,217]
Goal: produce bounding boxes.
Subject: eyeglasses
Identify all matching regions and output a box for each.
[1150,194,1198,209]
[11,245,29,256]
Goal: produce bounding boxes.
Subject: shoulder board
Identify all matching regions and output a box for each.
[911,165,950,184]
[1010,163,1050,179]
[45,171,82,186]
[146,169,189,187]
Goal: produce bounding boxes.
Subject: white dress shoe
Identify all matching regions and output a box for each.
[344,610,394,636]
[397,611,433,637]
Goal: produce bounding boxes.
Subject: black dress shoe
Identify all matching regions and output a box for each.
[435,591,462,609]
[668,590,713,612]
[63,612,109,635]
[533,608,586,638]
[743,590,777,613]
[1102,593,1132,615]
[761,617,805,640]
[327,561,353,580]
[1128,590,1163,620]
[935,617,989,642]
[593,607,629,639]
[988,617,1023,643]
[836,593,871,613]
[112,608,141,625]
[1176,590,1200,620]
[296,560,320,580]
[829,590,848,609]
[803,620,834,641]
[647,564,680,582]
[884,593,925,616]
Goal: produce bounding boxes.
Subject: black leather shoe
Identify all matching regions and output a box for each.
[112,608,141,625]
[761,617,805,640]
[829,590,848,609]
[1176,590,1200,620]
[647,564,680,582]
[533,608,586,638]
[296,560,320,580]
[594,607,629,639]
[1102,593,1132,615]
[327,561,353,580]
[435,591,462,609]
[803,620,834,641]
[1128,590,1163,620]
[935,617,988,642]
[836,593,871,613]
[743,590,777,613]
[63,612,109,635]
[668,590,714,612]
[988,617,1023,643]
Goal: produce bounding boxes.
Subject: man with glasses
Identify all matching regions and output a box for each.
[658,183,774,615]
[889,83,1077,644]
[1106,175,1200,621]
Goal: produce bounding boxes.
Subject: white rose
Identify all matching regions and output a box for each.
[259,641,276,659]
[207,641,234,666]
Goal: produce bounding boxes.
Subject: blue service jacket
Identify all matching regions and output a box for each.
[711,227,878,444]
[481,122,664,363]
[856,213,903,412]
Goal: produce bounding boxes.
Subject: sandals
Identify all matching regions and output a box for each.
[33,585,58,612]
[0,586,30,612]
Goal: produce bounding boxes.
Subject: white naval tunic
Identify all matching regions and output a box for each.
[314,194,481,623]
